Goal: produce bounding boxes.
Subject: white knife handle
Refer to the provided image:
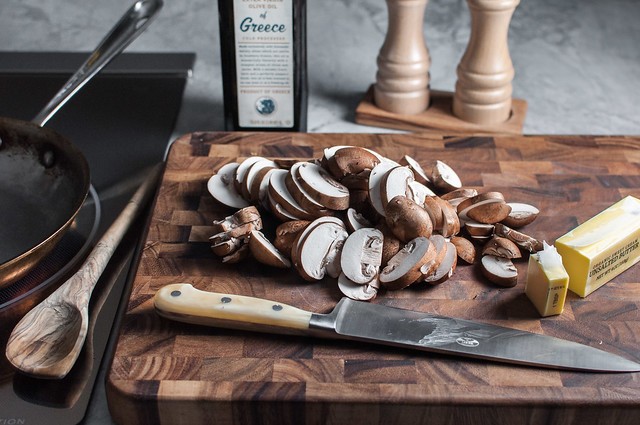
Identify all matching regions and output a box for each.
[154,283,313,332]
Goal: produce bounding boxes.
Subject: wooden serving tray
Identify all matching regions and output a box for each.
[106,132,640,425]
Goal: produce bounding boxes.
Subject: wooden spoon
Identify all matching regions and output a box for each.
[4,165,161,379]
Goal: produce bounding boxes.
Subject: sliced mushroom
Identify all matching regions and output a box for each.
[248,230,291,268]
[457,191,505,222]
[368,159,400,217]
[493,223,544,253]
[337,272,379,301]
[285,162,334,216]
[340,170,371,190]
[419,234,448,279]
[466,201,512,224]
[242,158,278,201]
[481,236,522,259]
[399,155,431,185]
[376,222,402,267]
[340,228,383,284]
[210,233,244,256]
[464,220,495,238]
[211,205,262,234]
[379,237,437,290]
[268,168,317,220]
[325,146,380,180]
[345,208,372,233]
[294,220,348,281]
[422,241,458,285]
[501,202,540,228]
[450,236,476,264]
[296,162,350,210]
[422,196,444,231]
[232,156,265,193]
[385,195,433,243]
[380,166,415,206]
[222,243,250,264]
[273,220,311,255]
[430,160,462,193]
[440,187,478,203]
[408,180,436,206]
[436,197,460,237]
[480,255,518,287]
[207,162,251,209]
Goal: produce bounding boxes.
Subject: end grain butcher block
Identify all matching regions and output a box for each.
[106,132,640,425]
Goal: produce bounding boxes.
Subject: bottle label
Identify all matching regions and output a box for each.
[233,0,294,128]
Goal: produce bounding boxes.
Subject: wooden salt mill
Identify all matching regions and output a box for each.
[374,0,430,115]
[453,0,520,125]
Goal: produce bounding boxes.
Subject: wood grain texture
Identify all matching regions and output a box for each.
[107,132,640,425]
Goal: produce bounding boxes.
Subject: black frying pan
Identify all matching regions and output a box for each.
[0,0,162,289]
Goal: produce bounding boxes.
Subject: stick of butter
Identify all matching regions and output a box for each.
[555,196,640,297]
[525,242,570,316]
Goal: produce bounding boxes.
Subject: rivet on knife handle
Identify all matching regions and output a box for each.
[154,283,313,332]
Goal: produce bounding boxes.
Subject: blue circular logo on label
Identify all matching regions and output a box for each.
[256,97,276,115]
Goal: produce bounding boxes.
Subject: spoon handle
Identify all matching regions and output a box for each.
[65,164,162,307]
[32,0,163,127]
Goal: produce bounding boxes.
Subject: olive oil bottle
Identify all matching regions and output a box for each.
[218,0,307,131]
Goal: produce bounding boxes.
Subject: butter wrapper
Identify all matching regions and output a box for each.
[555,196,640,297]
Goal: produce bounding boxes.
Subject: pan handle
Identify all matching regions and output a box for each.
[32,0,164,127]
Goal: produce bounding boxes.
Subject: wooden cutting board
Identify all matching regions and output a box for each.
[106,132,640,425]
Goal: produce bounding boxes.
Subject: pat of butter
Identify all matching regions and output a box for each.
[525,242,569,317]
[555,196,640,297]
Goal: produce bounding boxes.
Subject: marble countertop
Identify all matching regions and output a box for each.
[1,0,639,424]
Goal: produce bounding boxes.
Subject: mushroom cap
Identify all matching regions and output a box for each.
[384,195,433,243]
[379,237,436,290]
[249,230,291,268]
[480,255,518,287]
[337,272,379,301]
[296,162,350,210]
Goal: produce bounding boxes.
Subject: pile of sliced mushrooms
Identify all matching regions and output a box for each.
[207,146,542,301]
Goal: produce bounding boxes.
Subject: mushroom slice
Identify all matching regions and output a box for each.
[456,191,506,222]
[481,236,522,259]
[345,207,372,233]
[210,233,243,256]
[321,145,385,168]
[450,236,476,264]
[440,187,478,203]
[400,155,431,185]
[296,162,350,210]
[325,146,381,180]
[340,228,383,284]
[285,162,334,216]
[337,272,379,301]
[234,156,268,195]
[380,166,415,206]
[376,222,402,267]
[274,220,311,256]
[436,197,461,237]
[464,220,495,237]
[419,234,447,279]
[466,201,512,224]
[430,160,462,193]
[368,160,399,217]
[422,196,444,231]
[493,223,544,253]
[222,243,250,264]
[254,168,278,211]
[501,202,540,228]
[242,158,278,201]
[385,195,433,243]
[268,169,316,220]
[207,162,251,209]
[408,180,436,206]
[480,255,518,287]
[423,241,458,285]
[248,230,291,268]
[294,221,348,281]
[379,237,436,290]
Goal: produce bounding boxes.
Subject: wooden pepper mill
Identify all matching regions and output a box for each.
[453,0,520,125]
[374,0,431,115]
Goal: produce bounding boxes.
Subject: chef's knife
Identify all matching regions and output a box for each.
[154,283,640,373]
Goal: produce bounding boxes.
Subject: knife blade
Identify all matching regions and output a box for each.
[153,283,640,373]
